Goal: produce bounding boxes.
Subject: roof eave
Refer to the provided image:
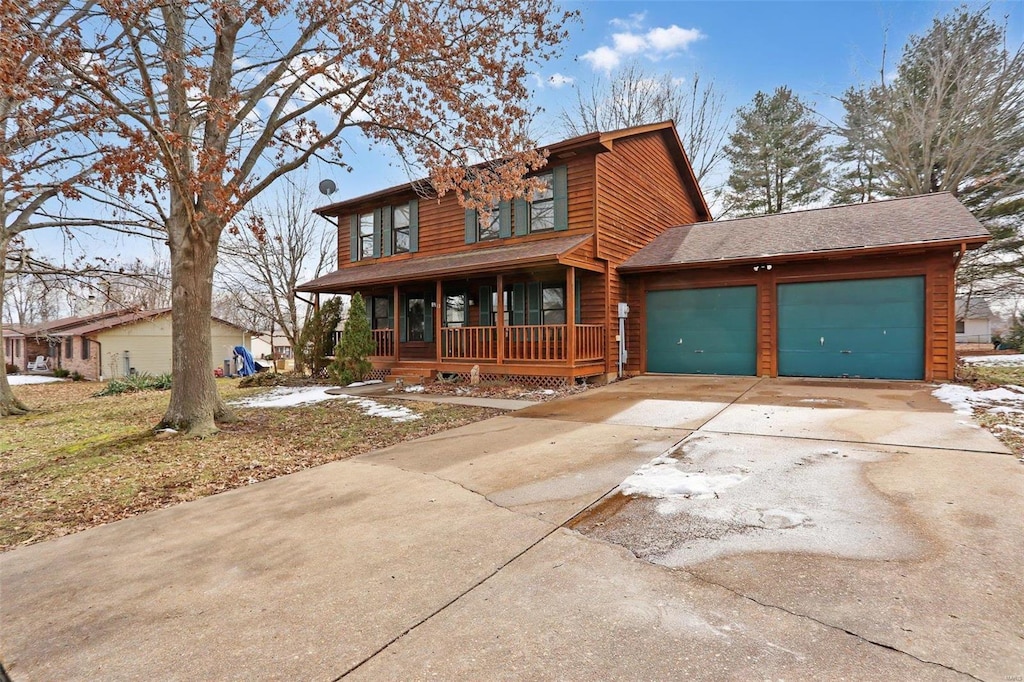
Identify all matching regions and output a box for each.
[619,235,991,274]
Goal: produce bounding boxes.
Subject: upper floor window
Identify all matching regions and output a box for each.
[528,173,555,233]
[477,203,501,242]
[358,212,374,260]
[393,205,411,254]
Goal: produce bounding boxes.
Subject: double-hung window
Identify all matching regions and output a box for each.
[358,212,374,260]
[393,204,411,254]
[477,203,500,241]
[542,285,566,324]
[371,296,391,330]
[444,292,467,328]
[528,173,555,233]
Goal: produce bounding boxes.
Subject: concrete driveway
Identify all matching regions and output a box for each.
[1,376,1021,680]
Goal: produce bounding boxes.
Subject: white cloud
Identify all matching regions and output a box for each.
[609,12,646,30]
[547,73,574,88]
[581,45,623,72]
[646,25,704,53]
[581,21,706,73]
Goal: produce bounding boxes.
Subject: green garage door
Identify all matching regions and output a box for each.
[777,277,924,380]
[646,286,757,375]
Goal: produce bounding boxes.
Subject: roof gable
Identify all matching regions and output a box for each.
[313,122,709,220]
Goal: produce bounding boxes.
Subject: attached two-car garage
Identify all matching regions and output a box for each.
[644,277,925,380]
[623,194,990,383]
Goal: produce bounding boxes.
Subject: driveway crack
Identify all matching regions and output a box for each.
[685,570,983,680]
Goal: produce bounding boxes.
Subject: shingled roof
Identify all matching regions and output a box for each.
[620,193,990,272]
[297,232,593,293]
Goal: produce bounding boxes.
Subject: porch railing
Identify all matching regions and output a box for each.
[574,324,605,361]
[439,324,606,364]
[373,329,395,357]
[441,326,498,361]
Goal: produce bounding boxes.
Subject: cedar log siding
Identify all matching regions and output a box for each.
[332,154,597,266]
[595,130,705,374]
[624,249,961,381]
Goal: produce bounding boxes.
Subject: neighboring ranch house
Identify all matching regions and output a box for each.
[297,121,989,385]
[954,298,998,344]
[3,325,31,371]
[8,309,250,380]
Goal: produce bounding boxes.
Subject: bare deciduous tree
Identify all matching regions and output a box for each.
[218,178,334,374]
[62,0,575,436]
[559,62,729,183]
[836,6,1024,299]
[1,0,157,416]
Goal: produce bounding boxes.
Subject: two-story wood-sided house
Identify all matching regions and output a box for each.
[298,122,989,385]
[298,122,709,385]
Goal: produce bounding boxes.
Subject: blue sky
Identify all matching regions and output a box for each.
[332,0,1023,198]
[21,1,1024,265]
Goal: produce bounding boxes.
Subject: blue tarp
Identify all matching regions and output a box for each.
[233,346,257,377]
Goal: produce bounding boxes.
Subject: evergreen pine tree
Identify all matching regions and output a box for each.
[331,293,375,385]
[724,86,828,216]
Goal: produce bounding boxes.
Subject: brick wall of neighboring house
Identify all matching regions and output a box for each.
[23,337,51,370]
[54,336,103,380]
[4,336,26,370]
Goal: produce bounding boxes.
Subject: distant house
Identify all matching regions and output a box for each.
[7,309,251,380]
[298,122,990,384]
[955,298,998,344]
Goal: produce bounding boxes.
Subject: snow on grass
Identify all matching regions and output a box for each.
[345,380,383,388]
[230,386,421,422]
[403,385,426,393]
[961,354,1024,366]
[620,454,747,499]
[932,383,1024,416]
[7,375,65,385]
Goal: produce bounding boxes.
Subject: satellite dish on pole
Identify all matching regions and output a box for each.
[318,179,337,196]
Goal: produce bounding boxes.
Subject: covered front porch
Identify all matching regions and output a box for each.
[302,234,612,383]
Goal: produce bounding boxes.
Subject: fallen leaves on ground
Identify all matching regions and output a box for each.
[0,380,500,551]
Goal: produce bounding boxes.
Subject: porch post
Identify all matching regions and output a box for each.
[435,279,443,363]
[393,284,401,362]
[496,274,505,365]
[567,267,576,368]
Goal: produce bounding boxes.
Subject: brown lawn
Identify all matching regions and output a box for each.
[0,379,500,551]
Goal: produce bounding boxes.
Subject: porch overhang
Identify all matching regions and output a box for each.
[297,233,596,293]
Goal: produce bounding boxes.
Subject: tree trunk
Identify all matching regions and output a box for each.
[158,215,235,436]
[0,234,30,417]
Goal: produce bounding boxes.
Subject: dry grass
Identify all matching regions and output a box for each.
[954,362,1024,457]
[0,379,499,551]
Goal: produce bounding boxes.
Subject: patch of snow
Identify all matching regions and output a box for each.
[229,386,421,422]
[229,386,349,408]
[6,375,64,385]
[346,379,383,388]
[932,383,1024,416]
[620,455,746,500]
[961,354,1024,366]
[344,397,421,422]
[610,434,923,567]
[993,423,1024,434]
[403,385,426,393]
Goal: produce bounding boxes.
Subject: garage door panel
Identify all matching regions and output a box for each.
[646,286,757,376]
[777,277,924,380]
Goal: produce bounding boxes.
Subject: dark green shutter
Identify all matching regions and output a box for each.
[349,215,359,262]
[499,201,512,238]
[514,198,529,236]
[479,286,493,326]
[465,208,477,244]
[553,165,568,231]
[424,293,434,342]
[527,282,541,325]
[386,297,394,329]
[399,294,408,342]
[365,296,373,324]
[372,209,382,257]
[408,199,419,253]
[382,206,393,257]
[512,283,526,326]
[575,281,582,324]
